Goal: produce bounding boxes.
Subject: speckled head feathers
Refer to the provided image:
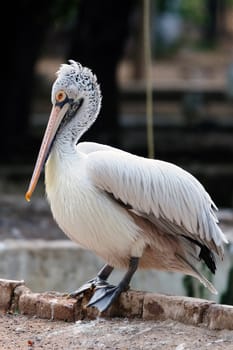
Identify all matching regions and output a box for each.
[52,60,101,105]
[56,60,98,85]
[51,60,102,136]
[51,60,102,121]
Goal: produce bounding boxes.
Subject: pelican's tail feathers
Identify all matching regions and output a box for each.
[176,254,218,295]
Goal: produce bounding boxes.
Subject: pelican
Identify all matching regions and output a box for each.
[25,60,227,312]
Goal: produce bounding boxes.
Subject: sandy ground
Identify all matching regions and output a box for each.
[1,313,233,350]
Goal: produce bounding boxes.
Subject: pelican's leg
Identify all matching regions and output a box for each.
[87,257,139,312]
[97,264,114,280]
[69,264,114,297]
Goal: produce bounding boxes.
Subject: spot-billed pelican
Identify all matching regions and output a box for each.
[25,60,228,312]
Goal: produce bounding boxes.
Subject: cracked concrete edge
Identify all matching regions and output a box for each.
[0,278,233,330]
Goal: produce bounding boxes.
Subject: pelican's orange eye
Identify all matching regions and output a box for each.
[55,91,66,102]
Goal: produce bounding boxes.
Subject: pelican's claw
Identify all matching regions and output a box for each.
[69,277,110,298]
[87,284,122,312]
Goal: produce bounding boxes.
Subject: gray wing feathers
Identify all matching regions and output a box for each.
[87,150,227,256]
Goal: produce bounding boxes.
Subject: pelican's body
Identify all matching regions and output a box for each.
[26,61,228,311]
[45,143,190,271]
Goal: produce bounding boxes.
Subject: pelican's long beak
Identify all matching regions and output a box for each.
[25,103,69,202]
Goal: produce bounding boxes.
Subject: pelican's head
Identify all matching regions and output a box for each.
[25,60,101,202]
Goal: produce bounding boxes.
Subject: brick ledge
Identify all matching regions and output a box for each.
[0,279,233,330]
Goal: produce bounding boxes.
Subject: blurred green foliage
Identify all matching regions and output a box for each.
[179,0,207,25]
[155,0,207,25]
[220,266,233,305]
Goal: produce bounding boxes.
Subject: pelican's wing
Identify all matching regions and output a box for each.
[87,150,227,257]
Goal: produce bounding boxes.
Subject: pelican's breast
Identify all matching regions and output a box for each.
[44,149,141,266]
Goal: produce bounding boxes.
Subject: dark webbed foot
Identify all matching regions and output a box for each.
[69,277,108,298]
[87,257,139,312]
[69,257,139,312]
[87,284,128,312]
[69,264,114,298]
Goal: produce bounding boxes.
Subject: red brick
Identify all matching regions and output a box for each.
[143,293,213,326]
[18,292,39,316]
[203,304,233,330]
[0,279,24,313]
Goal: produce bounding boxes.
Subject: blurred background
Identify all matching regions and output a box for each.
[0,0,233,304]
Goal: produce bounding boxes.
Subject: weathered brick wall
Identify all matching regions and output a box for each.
[1,279,233,330]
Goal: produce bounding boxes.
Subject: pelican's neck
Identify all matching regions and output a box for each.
[53,88,101,156]
[53,108,87,155]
